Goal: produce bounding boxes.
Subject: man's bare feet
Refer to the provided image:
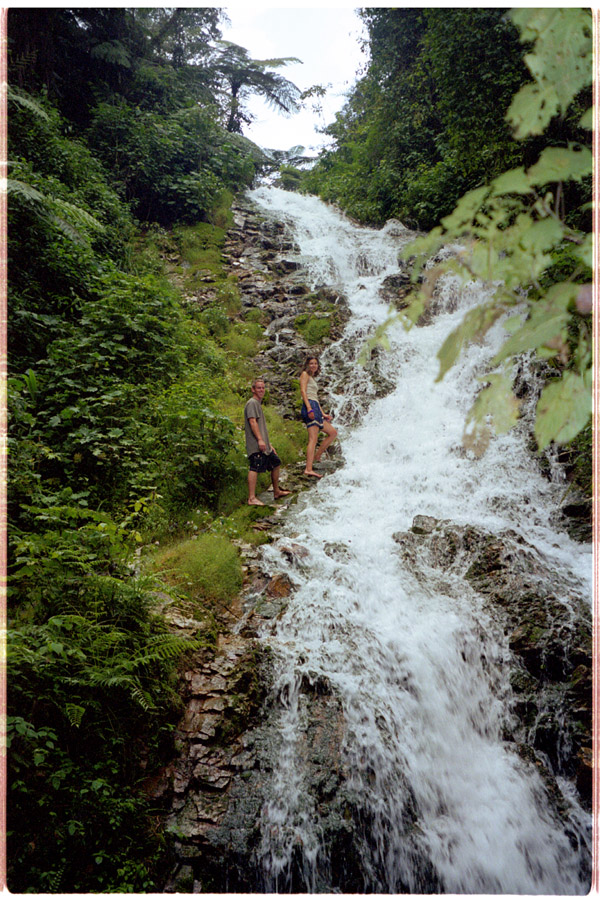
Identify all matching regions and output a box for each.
[303,470,322,478]
[273,490,292,499]
[248,497,265,506]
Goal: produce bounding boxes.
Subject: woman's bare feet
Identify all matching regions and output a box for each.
[303,470,322,478]
[248,497,265,506]
[273,490,292,499]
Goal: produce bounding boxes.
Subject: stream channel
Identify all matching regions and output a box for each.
[165,186,592,894]
[245,186,592,894]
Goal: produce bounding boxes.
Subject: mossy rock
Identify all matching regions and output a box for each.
[294,313,332,345]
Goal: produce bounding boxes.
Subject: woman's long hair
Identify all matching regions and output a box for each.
[302,355,320,375]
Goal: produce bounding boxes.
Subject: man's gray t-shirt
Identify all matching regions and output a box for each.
[244,398,271,455]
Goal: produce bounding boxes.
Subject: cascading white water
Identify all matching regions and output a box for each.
[247,186,592,894]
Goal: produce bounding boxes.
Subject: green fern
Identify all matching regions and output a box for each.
[65,703,86,727]
[7,84,49,120]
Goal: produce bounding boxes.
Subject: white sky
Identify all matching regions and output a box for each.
[220,6,366,155]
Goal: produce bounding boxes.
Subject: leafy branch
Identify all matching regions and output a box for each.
[397,7,592,454]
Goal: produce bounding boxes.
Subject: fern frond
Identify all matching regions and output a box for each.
[130,634,201,669]
[50,197,105,233]
[65,703,86,727]
[6,178,46,205]
[7,85,49,120]
[129,686,156,712]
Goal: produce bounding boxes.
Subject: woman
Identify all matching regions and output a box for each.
[299,356,337,478]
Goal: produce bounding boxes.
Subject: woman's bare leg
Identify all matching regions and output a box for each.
[314,421,337,461]
[304,425,321,476]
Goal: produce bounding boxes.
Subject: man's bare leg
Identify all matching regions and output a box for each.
[271,466,291,499]
[248,470,264,505]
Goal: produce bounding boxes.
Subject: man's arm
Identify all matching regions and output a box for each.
[248,417,267,452]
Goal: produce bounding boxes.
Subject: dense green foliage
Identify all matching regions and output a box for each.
[398,8,593,453]
[301,9,590,232]
[6,9,306,893]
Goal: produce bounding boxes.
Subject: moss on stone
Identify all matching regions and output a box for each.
[294,312,332,345]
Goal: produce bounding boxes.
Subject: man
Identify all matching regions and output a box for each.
[244,378,291,506]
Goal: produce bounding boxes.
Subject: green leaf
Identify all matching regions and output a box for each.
[534,370,591,448]
[463,371,520,456]
[509,9,592,138]
[507,82,560,139]
[7,85,50,120]
[440,186,489,231]
[572,233,593,270]
[492,283,577,365]
[436,302,503,381]
[65,704,85,727]
[490,167,531,197]
[519,217,564,254]
[527,147,592,185]
[478,372,520,433]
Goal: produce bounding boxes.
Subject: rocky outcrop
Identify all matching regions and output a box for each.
[393,516,592,812]
[222,201,351,419]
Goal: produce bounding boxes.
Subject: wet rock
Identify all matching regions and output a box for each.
[266,572,294,598]
[560,493,592,543]
[323,541,352,562]
[392,516,592,812]
[410,514,439,534]
[280,542,310,567]
[379,271,414,310]
[272,259,302,274]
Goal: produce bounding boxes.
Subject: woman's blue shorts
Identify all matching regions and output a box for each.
[301,399,323,428]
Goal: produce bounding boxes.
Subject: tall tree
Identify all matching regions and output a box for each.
[213,41,302,133]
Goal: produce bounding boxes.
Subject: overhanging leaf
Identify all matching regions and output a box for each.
[492,283,577,365]
[507,82,559,139]
[534,371,591,448]
[490,167,531,197]
[527,146,592,185]
[463,372,520,457]
[436,302,503,381]
[440,186,489,232]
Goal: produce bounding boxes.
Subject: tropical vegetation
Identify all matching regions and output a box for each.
[6,8,303,892]
[6,6,593,893]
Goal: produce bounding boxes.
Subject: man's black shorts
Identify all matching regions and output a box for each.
[248,449,281,473]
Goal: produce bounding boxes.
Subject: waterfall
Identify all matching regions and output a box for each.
[246,186,592,894]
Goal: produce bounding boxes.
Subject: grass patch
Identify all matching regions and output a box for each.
[244,307,267,325]
[199,305,230,338]
[264,407,305,464]
[216,280,242,316]
[173,222,227,287]
[152,533,243,606]
[223,330,260,357]
[207,188,235,229]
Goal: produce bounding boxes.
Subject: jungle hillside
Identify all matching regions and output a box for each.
[5,7,593,893]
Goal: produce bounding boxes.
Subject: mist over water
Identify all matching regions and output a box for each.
[247,186,592,894]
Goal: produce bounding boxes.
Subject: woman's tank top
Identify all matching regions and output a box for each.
[306,376,319,402]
